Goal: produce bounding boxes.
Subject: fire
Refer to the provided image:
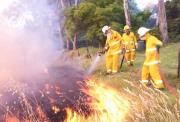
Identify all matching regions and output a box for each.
[1,67,131,122]
[66,79,131,122]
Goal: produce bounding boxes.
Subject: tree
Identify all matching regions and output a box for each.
[131,10,151,31]
[178,45,180,78]
[165,0,180,42]
[65,0,125,48]
[123,0,131,28]
[158,0,169,43]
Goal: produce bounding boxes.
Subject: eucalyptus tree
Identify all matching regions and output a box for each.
[158,0,169,43]
[123,0,131,28]
[65,0,125,49]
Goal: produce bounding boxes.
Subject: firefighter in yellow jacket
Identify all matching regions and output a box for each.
[102,25,123,75]
[122,25,138,66]
[137,27,164,89]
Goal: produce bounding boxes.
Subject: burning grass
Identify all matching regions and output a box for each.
[1,76,179,122]
[0,43,180,122]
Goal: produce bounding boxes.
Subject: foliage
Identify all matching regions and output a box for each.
[149,27,161,40]
[129,0,140,13]
[165,0,180,42]
[166,0,180,20]
[167,18,180,42]
[65,0,125,44]
[131,10,151,32]
[64,0,154,46]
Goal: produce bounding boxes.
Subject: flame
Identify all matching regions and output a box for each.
[52,106,60,113]
[66,79,131,122]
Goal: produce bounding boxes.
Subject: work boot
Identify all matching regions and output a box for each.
[111,71,118,75]
[106,72,112,75]
[140,80,149,86]
[155,83,165,89]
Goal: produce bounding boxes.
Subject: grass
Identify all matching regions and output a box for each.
[2,43,180,122]
[72,42,180,122]
[78,42,180,88]
[69,43,180,94]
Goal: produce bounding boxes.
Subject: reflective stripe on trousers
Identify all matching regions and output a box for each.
[112,70,117,73]
[155,80,163,85]
[141,80,148,83]
[107,69,111,72]
[147,61,160,66]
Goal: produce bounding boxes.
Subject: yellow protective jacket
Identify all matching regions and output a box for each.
[122,32,137,52]
[105,30,123,55]
[144,34,162,66]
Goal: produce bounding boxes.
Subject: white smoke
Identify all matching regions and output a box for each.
[0,0,63,81]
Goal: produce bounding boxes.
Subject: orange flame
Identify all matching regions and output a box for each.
[66,79,131,122]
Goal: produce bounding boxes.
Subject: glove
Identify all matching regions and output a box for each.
[156,44,161,52]
[102,46,109,53]
[101,48,106,54]
[122,48,126,54]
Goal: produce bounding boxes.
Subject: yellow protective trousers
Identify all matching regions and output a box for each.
[141,64,164,89]
[106,53,120,74]
[125,50,135,65]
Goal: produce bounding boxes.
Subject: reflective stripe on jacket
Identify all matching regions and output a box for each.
[105,30,123,56]
[143,35,162,66]
[122,32,137,51]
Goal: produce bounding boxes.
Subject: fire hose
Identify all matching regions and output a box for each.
[120,49,140,77]
[99,48,177,96]
[155,50,177,96]
[98,50,105,57]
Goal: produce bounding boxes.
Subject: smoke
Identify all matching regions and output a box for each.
[0,1,91,121]
[0,0,62,81]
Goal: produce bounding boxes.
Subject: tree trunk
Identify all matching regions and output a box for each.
[178,45,180,78]
[72,34,77,50]
[72,0,78,50]
[123,0,131,28]
[75,0,78,7]
[158,0,169,43]
[60,0,64,9]
[66,39,69,51]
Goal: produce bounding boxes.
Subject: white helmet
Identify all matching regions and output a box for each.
[102,25,110,35]
[138,27,150,37]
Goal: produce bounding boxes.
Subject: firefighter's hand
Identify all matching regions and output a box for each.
[122,48,126,54]
[101,50,105,54]
[156,44,160,52]
[102,47,106,54]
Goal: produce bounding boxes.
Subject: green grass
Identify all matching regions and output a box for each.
[78,43,180,90]
[5,43,180,122]
[75,42,180,121]
[65,43,180,94]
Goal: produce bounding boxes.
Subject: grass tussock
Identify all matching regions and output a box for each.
[1,43,180,122]
[80,43,180,122]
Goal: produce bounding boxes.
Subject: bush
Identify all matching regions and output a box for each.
[168,18,180,42]
[149,27,161,40]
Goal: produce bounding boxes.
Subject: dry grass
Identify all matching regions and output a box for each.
[80,43,180,122]
[1,43,180,122]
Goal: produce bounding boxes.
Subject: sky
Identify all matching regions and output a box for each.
[135,0,158,10]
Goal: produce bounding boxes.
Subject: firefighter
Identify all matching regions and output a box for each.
[137,27,164,89]
[122,25,138,66]
[102,25,123,75]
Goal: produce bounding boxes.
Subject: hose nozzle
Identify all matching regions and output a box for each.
[98,51,105,56]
